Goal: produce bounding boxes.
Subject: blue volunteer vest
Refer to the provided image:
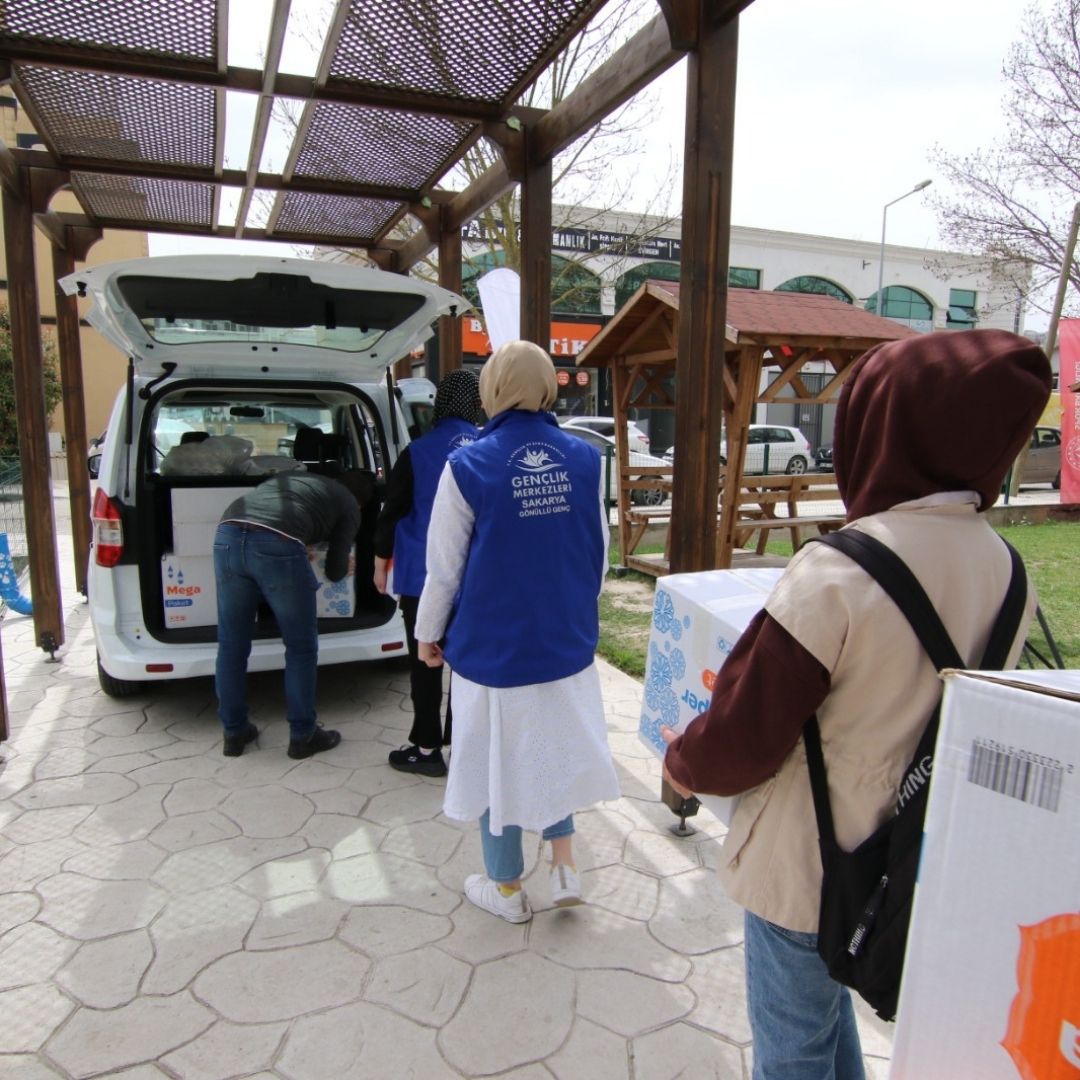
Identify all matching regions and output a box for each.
[444,409,605,688]
[393,416,478,598]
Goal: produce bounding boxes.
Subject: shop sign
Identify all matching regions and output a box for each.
[462,318,602,358]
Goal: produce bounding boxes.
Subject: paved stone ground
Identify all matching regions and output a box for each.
[0,510,896,1079]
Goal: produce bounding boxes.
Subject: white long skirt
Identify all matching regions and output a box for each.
[443,661,621,836]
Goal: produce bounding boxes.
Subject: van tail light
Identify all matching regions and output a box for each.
[92,488,124,567]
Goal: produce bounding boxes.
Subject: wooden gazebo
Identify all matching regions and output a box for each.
[576,280,918,573]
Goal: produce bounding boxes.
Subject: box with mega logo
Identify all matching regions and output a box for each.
[161,554,217,627]
[638,568,783,826]
[891,669,1080,1079]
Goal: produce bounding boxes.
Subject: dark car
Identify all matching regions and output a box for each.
[814,445,833,472]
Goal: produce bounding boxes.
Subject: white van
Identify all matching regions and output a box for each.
[62,255,466,696]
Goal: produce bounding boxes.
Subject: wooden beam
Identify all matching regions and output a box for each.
[438,208,464,376]
[51,240,95,596]
[532,14,685,164]
[397,159,515,271]
[669,13,740,574]
[519,131,552,349]
[1,171,64,655]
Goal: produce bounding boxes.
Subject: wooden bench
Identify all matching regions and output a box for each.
[731,473,845,553]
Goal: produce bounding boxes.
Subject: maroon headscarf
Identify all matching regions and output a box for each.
[835,329,1051,521]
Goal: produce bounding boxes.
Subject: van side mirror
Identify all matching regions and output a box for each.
[88,453,101,480]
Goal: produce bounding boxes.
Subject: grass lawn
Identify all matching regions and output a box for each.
[598,521,1080,680]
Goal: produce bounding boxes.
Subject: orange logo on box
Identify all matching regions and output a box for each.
[702,669,717,692]
[1002,913,1080,1079]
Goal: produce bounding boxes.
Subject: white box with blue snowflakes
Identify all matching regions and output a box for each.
[309,542,356,618]
[639,567,783,826]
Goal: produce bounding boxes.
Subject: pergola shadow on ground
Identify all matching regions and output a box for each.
[0,524,897,1078]
[0,0,753,736]
[577,281,917,572]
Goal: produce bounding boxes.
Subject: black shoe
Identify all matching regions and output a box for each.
[388,744,447,777]
[287,726,342,760]
[223,724,259,757]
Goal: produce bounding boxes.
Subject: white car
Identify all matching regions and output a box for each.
[664,424,813,475]
[559,415,650,453]
[63,254,465,697]
[560,426,669,506]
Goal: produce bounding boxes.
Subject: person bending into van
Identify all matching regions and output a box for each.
[373,368,484,777]
[661,328,1050,1079]
[414,340,620,922]
[214,471,362,759]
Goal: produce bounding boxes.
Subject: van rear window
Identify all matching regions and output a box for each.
[116,273,425,354]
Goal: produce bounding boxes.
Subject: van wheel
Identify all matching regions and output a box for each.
[97,655,142,698]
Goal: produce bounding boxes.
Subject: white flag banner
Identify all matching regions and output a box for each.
[476,267,521,351]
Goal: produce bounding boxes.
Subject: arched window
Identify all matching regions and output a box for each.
[614,262,681,310]
[775,275,853,304]
[865,286,933,323]
[460,251,601,315]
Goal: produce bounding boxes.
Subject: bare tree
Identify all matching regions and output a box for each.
[929,0,1080,318]
[281,1,680,311]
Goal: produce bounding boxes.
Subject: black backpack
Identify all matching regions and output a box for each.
[803,529,1027,1021]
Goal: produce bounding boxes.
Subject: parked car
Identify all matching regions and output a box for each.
[814,444,833,472]
[561,426,669,506]
[1019,426,1061,489]
[63,254,465,696]
[663,424,813,475]
[559,415,650,453]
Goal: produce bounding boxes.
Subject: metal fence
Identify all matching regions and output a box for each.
[0,457,28,562]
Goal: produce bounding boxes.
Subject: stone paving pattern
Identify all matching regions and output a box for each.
[0,533,894,1079]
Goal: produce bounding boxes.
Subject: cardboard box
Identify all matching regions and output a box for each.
[161,555,217,627]
[891,669,1080,1079]
[638,568,783,826]
[171,487,248,555]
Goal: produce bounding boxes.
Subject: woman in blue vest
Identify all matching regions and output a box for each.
[415,340,619,922]
[374,369,484,777]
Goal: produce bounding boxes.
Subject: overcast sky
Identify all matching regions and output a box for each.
[150,0,1040,298]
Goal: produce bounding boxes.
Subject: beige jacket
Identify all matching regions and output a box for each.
[716,498,1034,932]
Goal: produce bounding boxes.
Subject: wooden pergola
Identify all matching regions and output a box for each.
[576,280,918,572]
[0,0,756,741]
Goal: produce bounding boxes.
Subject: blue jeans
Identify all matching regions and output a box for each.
[214,522,319,742]
[744,911,865,1080]
[479,809,574,883]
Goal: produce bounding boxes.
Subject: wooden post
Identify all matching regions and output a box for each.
[668,10,739,573]
[519,129,552,349]
[51,238,93,596]
[2,171,64,656]
[438,206,463,376]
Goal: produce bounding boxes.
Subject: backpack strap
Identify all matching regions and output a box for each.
[803,530,1028,850]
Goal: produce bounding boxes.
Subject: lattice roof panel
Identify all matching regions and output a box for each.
[0,0,219,62]
[17,66,217,168]
[71,173,215,226]
[272,192,401,243]
[327,0,605,105]
[293,102,474,189]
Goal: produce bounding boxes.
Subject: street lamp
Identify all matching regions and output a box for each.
[875,179,932,317]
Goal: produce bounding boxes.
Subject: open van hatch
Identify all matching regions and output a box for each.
[61,254,466,380]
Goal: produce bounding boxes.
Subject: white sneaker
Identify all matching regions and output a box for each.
[464,874,533,923]
[550,863,584,907]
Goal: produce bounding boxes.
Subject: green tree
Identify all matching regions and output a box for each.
[0,305,63,458]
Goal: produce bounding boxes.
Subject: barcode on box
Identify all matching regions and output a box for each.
[967,739,1062,812]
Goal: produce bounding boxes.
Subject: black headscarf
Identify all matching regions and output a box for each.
[433,368,483,426]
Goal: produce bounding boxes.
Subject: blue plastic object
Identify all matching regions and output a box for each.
[0,532,32,614]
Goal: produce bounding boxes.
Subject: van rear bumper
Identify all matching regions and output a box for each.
[95,616,408,683]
